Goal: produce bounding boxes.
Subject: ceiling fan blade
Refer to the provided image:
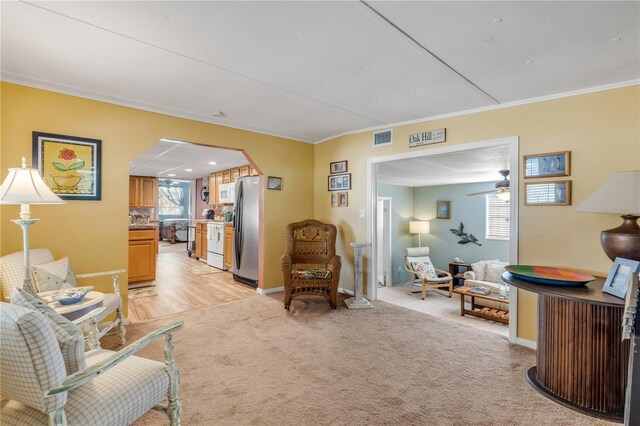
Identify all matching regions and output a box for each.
[466,189,498,197]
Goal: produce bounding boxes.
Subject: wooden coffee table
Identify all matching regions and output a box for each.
[452,285,509,324]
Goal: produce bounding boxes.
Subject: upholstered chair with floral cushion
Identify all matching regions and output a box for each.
[404,247,453,299]
[0,248,126,345]
[0,301,183,426]
[281,219,341,309]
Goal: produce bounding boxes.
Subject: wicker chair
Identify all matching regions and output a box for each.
[281,219,341,309]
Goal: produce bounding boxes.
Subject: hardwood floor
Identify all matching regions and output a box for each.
[127,252,256,323]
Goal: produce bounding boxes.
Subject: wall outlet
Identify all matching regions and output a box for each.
[360,208,365,219]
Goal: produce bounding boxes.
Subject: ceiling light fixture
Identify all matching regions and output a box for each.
[525,59,534,64]
[493,17,503,24]
[611,36,622,42]
[168,173,176,177]
[208,161,217,165]
[211,111,225,117]
[184,169,192,172]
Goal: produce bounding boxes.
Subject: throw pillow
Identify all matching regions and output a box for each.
[485,261,509,284]
[31,257,77,293]
[410,261,438,279]
[10,288,86,375]
[470,261,487,281]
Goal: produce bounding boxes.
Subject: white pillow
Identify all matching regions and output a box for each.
[470,259,501,282]
[32,257,76,293]
[485,262,509,284]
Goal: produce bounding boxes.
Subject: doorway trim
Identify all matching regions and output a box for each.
[376,196,392,287]
[367,136,519,344]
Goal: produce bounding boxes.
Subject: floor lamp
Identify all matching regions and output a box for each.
[0,157,64,295]
[409,221,430,247]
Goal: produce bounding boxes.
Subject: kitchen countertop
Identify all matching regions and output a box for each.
[128,224,158,230]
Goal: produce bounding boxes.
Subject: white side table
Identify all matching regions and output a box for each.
[345,242,373,309]
[41,291,105,321]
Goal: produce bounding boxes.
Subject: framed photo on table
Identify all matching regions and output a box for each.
[32,131,101,200]
[602,258,640,299]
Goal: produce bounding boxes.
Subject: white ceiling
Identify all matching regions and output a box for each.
[378,145,510,187]
[130,139,248,180]
[2,2,638,143]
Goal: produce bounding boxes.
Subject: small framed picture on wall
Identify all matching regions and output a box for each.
[436,201,450,219]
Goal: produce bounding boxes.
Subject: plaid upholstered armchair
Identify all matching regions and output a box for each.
[281,219,341,309]
[0,248,126,346]
[0,300,183,425]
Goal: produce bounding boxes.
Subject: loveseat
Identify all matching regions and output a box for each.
[462,260,509,311]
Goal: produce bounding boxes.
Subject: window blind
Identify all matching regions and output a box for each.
[486,197,510,240]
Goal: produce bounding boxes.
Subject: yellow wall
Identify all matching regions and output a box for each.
[314,85,640,341]
[0,83,315,314]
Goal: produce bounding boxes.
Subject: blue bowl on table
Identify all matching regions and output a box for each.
[52,290,89,305]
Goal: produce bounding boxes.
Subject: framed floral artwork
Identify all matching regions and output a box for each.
[32,131,102,200]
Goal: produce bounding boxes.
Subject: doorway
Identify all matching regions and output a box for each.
[376,197,392,287]
[127,139,261,322]
[367,136,519,343]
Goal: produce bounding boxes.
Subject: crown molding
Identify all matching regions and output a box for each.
[1,73,314,144]
[314,79,640,144]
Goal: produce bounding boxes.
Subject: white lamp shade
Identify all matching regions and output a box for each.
[0,163,64,204]
[409,221,430,234]
[576,170,640,215]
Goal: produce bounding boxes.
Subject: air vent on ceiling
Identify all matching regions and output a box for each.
[373,129,393,147]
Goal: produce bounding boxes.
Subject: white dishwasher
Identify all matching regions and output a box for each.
[206,222,226,270]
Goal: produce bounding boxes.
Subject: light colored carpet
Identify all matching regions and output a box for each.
[103,293,611,425]
[128,288,159,300]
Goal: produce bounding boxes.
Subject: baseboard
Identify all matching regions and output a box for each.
[338,287,354,296]
[256,286,284,295]
[515,337,537,350]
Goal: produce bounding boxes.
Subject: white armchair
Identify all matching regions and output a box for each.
[404,247,453,299]
[0,248,126,345]
[0,301,183,426]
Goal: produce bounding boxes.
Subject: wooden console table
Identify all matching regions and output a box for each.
[502,272,629,422]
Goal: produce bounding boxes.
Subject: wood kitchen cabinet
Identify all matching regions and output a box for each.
[128,228,157,283]
[195,222,208,261]
[224,226,233,269]
[129,176,157,208]
[207,165,256,206]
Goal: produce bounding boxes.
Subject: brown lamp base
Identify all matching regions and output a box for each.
[601,215,640,262]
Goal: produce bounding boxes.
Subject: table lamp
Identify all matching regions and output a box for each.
[0,157,65,294]
[409,221,430,247]
[576,170,640,262]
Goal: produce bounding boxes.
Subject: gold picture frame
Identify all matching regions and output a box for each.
[32,131,101,200]
[524,180,572,206]
[523,151,571,178]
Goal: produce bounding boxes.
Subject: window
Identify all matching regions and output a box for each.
[158,191,182,216]
[486,197,510,240]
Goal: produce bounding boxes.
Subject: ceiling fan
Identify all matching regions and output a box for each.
[466,170,510,199]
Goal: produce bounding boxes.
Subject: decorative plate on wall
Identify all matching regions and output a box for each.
[504,265,596,286]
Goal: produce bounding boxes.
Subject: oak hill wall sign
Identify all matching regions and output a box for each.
[408,128,446,147]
